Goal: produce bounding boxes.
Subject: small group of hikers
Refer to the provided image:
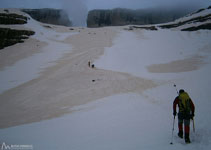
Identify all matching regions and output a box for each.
[88,61,95,68]
[173,89,195,144]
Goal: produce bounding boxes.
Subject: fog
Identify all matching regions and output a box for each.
[0,0,210,26]
[0,0,88,26]
[86,0,210,10]
[61,0,87,26]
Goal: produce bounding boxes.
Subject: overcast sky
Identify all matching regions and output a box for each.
[0,0,210,26]
[0,0,210,10]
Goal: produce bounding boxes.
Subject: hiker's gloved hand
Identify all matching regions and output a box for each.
[190,113,194,120]
[173,111,177,116]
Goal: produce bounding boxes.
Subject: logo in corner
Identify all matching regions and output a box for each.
[1,142,33,150]
[1,143,10,150]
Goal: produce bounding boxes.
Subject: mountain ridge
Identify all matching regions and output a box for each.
[87,7,197,27]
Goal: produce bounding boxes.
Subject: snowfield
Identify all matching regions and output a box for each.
[95,29,211,80]
[0,16,78,94]
[0,8,211,150]
[0,93,204,150]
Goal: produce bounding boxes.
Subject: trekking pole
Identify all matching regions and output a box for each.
[173,84,179,95]
[192,118,195,133]
[170,116,175,145]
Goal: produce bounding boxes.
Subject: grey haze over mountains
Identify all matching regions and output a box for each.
[0,0,88,26]
[86,7,196,27]
[0,0,210,26]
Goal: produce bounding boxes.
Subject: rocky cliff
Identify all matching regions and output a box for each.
[0,10,28,24]
[87,7,194,27]
[0,9,34,50]
[22,8,72,26]
[0,28,35,49]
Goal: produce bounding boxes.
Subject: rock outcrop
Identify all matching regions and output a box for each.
[0,9,35,49]
[0,28,35,49]
[181,23,211,31]
[0,11,28,24]
[22,8,72,26]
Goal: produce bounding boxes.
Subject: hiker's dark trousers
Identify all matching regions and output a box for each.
[178,112,190,134]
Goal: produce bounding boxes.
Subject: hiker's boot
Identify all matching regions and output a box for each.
[185,133,191,144]
[178,131,183,139]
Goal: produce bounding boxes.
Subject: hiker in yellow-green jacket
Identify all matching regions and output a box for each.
[173,89,195,143]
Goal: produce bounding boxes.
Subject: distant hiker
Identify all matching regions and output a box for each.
[88,61,91,67]
[173,89,195,143]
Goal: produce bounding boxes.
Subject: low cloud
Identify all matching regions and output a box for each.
[61,0,88,26]
[0,0,210,26]
[86,0,210,10]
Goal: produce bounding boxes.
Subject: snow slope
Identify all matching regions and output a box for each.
[159,6,211,31]
[0,93,205,150]
[0,59,211,150]
[174,7,211,24]
[0,13,77,94]
[0,8,211,150]
[95,29,211,80]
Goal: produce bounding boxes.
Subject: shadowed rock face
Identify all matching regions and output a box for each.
[0,10,35,50]
[181,23,211,31]
[0,8,72,50]
[0,12,28,25]
[87,8,192,27]
[0,28,35,49]
[22,8,72,26]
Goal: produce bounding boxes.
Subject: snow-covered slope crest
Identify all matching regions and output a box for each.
[159,6,211,31]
